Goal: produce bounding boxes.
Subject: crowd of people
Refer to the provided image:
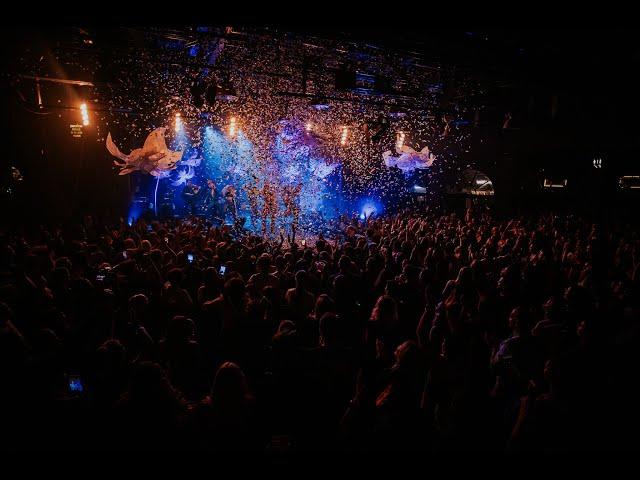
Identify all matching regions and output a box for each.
[1,207,639,451]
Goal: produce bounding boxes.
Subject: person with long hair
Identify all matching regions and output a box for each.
[366,295,403,366]
[261,182,277,236]
[221,184,238,224]
[181,180,201,216]
[186,362,259,450]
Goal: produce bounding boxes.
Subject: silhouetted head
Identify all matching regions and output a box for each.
[224,277,246,304]
[211,362,251,408]
[372,295,398,327]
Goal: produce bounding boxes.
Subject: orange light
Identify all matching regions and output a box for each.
[229,116,237,137]
[80,102,89,126]
[340,126,348,146]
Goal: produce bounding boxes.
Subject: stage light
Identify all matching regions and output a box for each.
[360,202,378,219]
[340,126,348,146]
[593,157,602,169]
[174,113,183,132]
[305,122,313,133]
[229,116,237,137]
[396,131,405,150]
[79,102,89,126]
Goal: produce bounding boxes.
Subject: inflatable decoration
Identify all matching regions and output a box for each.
[382,145,436,174]
[107,127,183,177]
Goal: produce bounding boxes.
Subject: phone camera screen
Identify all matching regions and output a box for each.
[69,376,83,393]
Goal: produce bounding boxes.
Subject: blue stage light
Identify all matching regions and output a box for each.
[127,201,143,225]
[359,198,383,219]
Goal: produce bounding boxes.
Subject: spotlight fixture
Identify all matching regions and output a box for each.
[396,131,405,150]
[174,113,182,132]
[593,157,603,169]
[229,116,237,137]
[340,126,348,146]
[79,102,89,126]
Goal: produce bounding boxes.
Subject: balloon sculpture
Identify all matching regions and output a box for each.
[106,127,183,177]
[382,145,436,174]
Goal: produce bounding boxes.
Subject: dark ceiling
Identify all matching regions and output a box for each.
[3,27,640,168]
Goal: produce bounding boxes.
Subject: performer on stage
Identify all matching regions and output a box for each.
[244,176,261,231]
[261,182,277,236]
[282,183,302,236]
[221,184,238,223]
[182,180,201,216]
[203,179,221,221]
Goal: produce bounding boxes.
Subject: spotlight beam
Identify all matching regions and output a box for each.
[17,75,94,87]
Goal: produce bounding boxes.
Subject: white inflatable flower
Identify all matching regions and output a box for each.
[106,127,183,177]
[383,145,436,174]
[171,166,195,186]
